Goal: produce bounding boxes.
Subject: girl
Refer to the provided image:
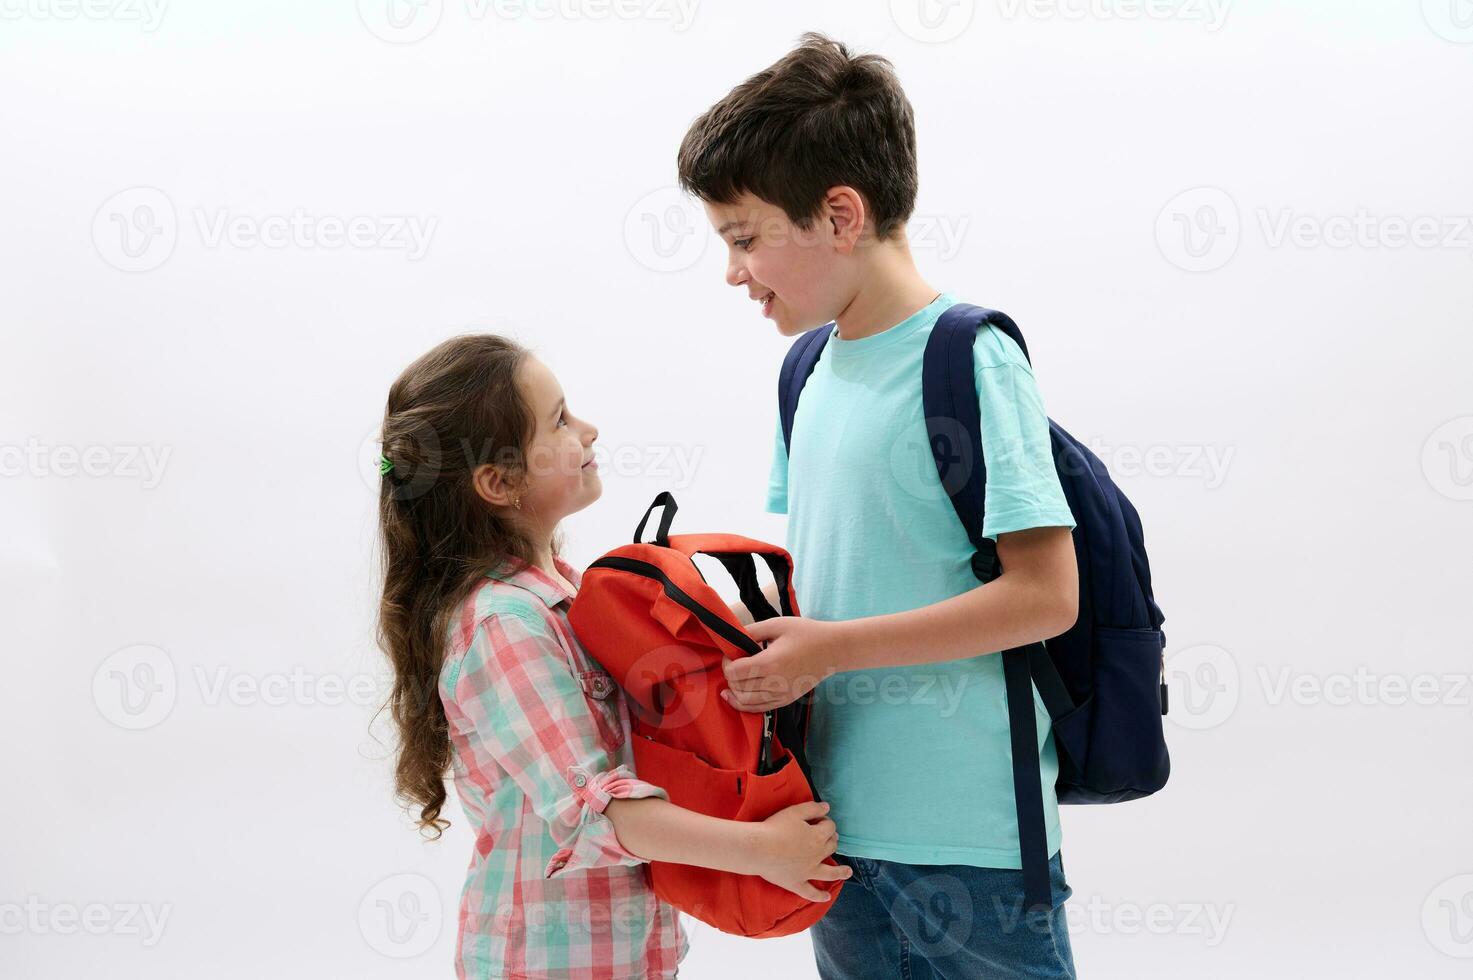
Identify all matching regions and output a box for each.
[375,334,850,980]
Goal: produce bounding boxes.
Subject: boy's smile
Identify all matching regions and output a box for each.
[703,192,860,338]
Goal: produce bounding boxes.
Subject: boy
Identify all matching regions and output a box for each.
[678,34,1081,979]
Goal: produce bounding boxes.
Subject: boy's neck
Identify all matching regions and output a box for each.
[831,240,939,342]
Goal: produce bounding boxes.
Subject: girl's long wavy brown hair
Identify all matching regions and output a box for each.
[375,334,552,838]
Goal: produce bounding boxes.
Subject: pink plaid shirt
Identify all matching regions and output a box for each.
[439,556,689,979]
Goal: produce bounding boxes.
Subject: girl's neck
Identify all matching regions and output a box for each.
[530,541,576,595]
[531,546,558,577]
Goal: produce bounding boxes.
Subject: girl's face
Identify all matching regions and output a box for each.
[513,356,601,523]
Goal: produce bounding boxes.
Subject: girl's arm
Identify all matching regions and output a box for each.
[605,796,845,902]
[450,610,847,898]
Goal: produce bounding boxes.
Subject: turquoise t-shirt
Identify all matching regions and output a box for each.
[766,293,1077,869]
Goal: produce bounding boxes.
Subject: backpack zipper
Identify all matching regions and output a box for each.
[586,556,761,656]
[587,555,777,773]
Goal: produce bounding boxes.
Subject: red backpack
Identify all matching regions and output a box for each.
[567,492,844,938]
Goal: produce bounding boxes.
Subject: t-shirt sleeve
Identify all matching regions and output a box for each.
[766,412,789,514]
[974,328,1076,540]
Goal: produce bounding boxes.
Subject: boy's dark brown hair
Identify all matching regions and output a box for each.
[677,32,918,241]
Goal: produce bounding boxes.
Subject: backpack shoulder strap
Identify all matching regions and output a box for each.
[925,302,1062,912]
[922,303,1029,579]
[778,324,835,454]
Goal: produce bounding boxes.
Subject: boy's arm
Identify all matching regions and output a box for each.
[836,525,1076,670]
[721,527,1076,712]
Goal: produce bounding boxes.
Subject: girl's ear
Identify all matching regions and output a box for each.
[471,463,520,509]
[824,185,867,252]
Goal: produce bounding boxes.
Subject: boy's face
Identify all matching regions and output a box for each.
[704,192,859,337]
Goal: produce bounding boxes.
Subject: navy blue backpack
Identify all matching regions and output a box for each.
[778,303,1170,911]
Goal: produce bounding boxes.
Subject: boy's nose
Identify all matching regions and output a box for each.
[725,259,747,289]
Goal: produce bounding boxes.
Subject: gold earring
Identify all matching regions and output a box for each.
[513,495,522,510]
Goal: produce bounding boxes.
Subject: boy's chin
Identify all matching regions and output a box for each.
[772,313,814,337]
[775,318,825,338]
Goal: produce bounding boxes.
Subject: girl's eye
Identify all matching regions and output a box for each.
[557,411,568,428]
[734,238,754,251]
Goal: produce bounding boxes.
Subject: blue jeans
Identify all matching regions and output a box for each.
[810,851,1076,980]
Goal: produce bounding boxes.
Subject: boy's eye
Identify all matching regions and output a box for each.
[557,411,568,428]
[733,237,754,251]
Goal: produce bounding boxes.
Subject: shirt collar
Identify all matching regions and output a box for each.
[487,555,582,608]
[828,291,954,357]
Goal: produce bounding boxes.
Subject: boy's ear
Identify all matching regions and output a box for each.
[472,462,520,509]
[823,185,868,253]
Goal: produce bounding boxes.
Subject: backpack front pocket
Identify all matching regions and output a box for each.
[629,733,843,938]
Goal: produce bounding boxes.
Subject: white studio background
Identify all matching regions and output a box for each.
[2,1,1471,977]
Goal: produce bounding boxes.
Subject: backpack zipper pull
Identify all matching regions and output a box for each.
[1159,650,1169,716]
[758,711,774,774]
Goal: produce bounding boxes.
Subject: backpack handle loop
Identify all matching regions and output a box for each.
[633,491,678,546]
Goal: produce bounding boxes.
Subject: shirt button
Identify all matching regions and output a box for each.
[574,773,587,787]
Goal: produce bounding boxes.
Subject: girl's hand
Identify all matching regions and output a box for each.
[751,801,852,901]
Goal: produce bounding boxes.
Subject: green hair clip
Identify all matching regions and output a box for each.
[378,454,395,476]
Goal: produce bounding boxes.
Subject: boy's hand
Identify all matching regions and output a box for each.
[721,617,842,712]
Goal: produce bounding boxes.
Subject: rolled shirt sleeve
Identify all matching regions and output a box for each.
[974,329,1077,540]
[448,610,669,878]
